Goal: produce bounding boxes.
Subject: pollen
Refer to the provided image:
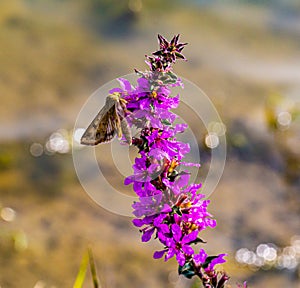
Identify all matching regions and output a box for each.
[180,201,192,209]
[168,159,179,173]
[151,91,157,98]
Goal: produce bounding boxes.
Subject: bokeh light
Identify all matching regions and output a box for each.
[277,111,292,130]
[1,207,16,222]
[235,237,300,272]
[208,121,227,136]
[45,130,70,154]
[205,133,219,149]
[29,143,44,157]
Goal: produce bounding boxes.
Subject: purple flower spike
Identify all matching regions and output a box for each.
[163,224,198,266]
[105,34,243,288]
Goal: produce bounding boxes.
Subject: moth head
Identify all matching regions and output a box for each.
[109,92,121,101]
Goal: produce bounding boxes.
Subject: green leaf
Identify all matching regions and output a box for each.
[164,79,177,84]
[175,52,185,59]
[202,255,219,269]
[178,263,195,279]
[189,237,207,245]
[158,74,168,82]
[172,206,182,216]
[73,250,89,288]
[161,119,172,126]
[166,71,178,80]
[150,103,155,112]
[73,248,101,288]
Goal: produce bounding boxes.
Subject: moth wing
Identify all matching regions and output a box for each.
[80,104,118,145]
[114,105,122,139]
[120,117,132,145]
[96,106,119,144]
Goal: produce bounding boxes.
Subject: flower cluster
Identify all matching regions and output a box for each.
[110,35,247,288]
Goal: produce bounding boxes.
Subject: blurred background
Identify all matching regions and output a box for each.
[0,0,300,287]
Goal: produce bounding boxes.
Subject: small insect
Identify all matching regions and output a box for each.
[80,92,132,146]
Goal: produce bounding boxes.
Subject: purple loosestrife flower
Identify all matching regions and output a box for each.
[164,224,198,266]
[193,250,227,271]
[190,251,231,288]
[120,35,218,267]
[110,34,246,287]
[146,128,190,159]
[128,87,179,129]
[124,154,162,185]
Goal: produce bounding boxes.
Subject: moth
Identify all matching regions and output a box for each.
[80,92,132,146]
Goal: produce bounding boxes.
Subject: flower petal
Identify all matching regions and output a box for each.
[142,227,155,242]
[153,249,167,259]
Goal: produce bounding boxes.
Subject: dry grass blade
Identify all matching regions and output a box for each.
[88,247,101,288]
